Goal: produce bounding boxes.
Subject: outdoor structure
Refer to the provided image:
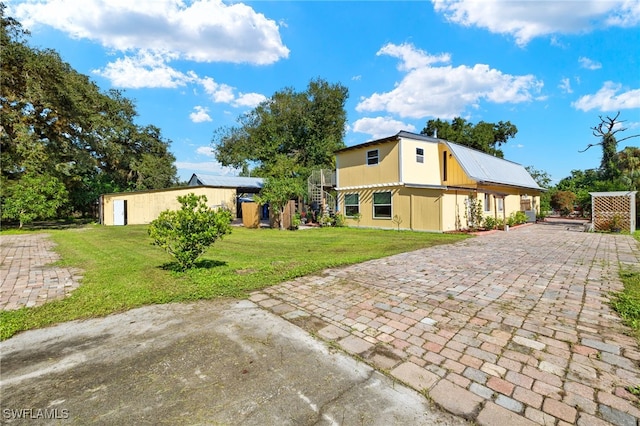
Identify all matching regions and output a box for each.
[335,131,542,232]
[100,174,263,226]
[590,191,637,233]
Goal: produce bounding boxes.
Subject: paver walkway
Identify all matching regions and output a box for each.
[0,234,82,310]
[252,223,640,425]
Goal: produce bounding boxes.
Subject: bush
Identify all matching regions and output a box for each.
[148,194,232,270]
[333,213,346,227]
[551,191,576,216]
[514,211,528,225]
[483,216,497,230]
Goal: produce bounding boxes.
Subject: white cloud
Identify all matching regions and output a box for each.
[195,146,215,157]
[572,81,640,112]
[199,76,236,104]
[352,117,416,140]
[579,56,602,70]
[93,51,189,88]
[431,0,639,46]
[190,106,212,123]
[559,78,573,94]
[12,0,289,64]
[175,160,240,181]
[377,43,451,71]
[195,75,266,108]
[357,43,543,120]
[234,92,267,108]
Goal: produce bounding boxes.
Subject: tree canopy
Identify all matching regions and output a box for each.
[212,78,348,179]
[0,4,178,218]
[421,117,518,157]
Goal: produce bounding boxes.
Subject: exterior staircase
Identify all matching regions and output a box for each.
[307,169,336,215]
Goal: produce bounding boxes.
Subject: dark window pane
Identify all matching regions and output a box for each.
[374,206,392,218]
[345,205,360,216]
[373,192,391,204]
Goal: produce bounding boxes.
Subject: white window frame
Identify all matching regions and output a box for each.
[344,193,360,217]
[367,149,379,166]
[497,197,504,212]
[373,191,392,219]
[484,193,491,212]
[416,147,424,163]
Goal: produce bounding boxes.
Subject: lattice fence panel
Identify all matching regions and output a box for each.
[592,195,631,231]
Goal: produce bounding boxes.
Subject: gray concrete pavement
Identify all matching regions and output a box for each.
[1,299,467,425]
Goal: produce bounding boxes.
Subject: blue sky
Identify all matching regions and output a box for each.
[7,0,640,184]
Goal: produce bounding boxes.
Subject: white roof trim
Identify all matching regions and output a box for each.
[589,191,637,196]
[336,182,403,191]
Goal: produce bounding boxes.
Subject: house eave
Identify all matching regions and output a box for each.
[335,182,404,191]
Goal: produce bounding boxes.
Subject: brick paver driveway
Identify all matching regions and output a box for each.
[252,223,640,425]
[1,234,82,310]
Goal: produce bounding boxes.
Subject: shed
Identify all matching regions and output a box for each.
[100,174,264,226]
[589,191,637,233]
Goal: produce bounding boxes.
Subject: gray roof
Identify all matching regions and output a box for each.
[445,141,541,191]
[188,174,264,189]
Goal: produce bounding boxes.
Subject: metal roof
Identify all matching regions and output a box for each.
[188,174,264,189]
[445,141,541,191]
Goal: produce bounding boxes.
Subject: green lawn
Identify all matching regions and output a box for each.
[611,230,640,342]
[0,225,469,340]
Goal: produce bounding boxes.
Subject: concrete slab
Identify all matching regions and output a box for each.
[0,299,468,425]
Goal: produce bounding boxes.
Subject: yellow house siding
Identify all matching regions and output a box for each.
[441,191,473,231]
[338,186,401,229]
[339,186,442,232]
[400,187,441,232]
[337,141,400,188]
[102,187,237,226]
[400,138,440,185]
[438,144,475,186]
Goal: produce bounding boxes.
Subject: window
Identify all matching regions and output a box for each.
[416,147,424,163]
[367,149,379,165]
[484,193,491,212]
[373,191,392,219]
[497,197,504,212]
[344,193,360,217]
[442,151,448,181]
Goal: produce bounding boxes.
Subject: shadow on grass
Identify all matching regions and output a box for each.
[1,219,96,231]
[160,259,227,272]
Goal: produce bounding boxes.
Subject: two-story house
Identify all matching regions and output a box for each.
[335,131,542,232]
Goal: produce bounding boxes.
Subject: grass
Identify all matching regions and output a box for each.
[610,230,640,342]
[0,225,469,340]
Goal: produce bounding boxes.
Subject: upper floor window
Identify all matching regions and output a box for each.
[367,149,379,165]
[416,148,424,163]
[344,193,360,217]
[442,151,448,181]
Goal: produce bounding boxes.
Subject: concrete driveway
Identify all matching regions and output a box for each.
[1,299,467,425]
[253,222,640,425]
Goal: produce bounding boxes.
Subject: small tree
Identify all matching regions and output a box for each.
[255,177,305,230]
[551,191,576,216]
[1,173,68,228]
[148,194,232,270]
